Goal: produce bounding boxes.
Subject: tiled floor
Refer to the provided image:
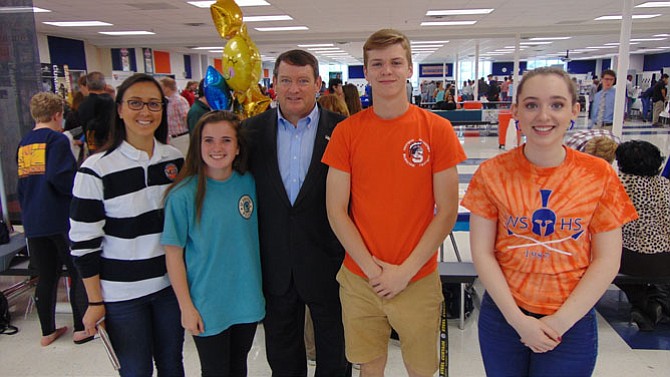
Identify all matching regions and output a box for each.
[2,113,670,376]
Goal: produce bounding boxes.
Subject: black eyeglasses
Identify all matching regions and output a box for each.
[124,99,165,112]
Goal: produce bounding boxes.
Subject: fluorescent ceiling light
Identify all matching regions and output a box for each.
[255,26,308,31]
[307,47,341,51]
[407,44,444,48]
[586,46,618,49]
[426,9,493,16]
[411,40,449,44]
[519,41,553,45]
[504,46,528,49]
[297,43,334,47]
[529,37,572,40]
[635,2,670,7]
[43,21,112,27]
[0,6,50,13]
[421,21,477,26]
[192,46,223,50]
[208,50,224,53]
[572,48,599,52]
[411,49,438,52]
[99,31,155,35]
[243,15,292,22]
[631,37,667,41]
[187,0,270,8]
[604,42,640,45]
[594,14,661,20]
[654,34,670,37]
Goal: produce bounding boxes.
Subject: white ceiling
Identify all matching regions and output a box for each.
[29,0,670,66]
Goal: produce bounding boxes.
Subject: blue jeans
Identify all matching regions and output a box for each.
[105,287,185,377]
[478,293,597,377]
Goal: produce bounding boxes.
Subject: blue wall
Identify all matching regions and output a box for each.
[643,52,670,72]
[348,65,365,79]
[491,62,527,76]
[47,36,86,70]
[602,58,611,71]
[183,55,192,79]
[567,60,596,74]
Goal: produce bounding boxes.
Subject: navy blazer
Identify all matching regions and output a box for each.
[243,106,347,298]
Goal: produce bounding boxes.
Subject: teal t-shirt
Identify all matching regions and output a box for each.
[162,172,265,336]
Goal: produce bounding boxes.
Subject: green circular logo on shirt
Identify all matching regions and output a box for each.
[238,195,254,219]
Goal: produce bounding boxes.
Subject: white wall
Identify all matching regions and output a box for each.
[36,33,49,63]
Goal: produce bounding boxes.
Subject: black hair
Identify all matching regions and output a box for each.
[616,140,664,176]
[106,73,168,152]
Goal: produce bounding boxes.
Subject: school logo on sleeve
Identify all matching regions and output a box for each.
[238,195,254,219]
[164,163,179,181]
[402,139,431,167]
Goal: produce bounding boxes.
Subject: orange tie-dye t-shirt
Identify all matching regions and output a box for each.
[462,146,638,315]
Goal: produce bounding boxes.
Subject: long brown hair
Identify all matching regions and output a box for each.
[164,110,248,222]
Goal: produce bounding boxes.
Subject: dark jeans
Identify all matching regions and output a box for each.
[192,322,258,377]
[28,234,87,335]
[478,293,597,377]
[105,287,184,377]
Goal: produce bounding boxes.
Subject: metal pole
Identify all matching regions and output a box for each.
[612,0,633,138]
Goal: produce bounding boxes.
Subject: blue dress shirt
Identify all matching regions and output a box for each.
[589,88,616,127]
[277,104,320,205]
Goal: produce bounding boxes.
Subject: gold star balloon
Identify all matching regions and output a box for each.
[211,0,270,118]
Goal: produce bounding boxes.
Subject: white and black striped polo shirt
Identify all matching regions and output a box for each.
[70,141,184,302]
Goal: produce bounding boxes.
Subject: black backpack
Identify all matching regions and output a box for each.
[0,291,18,335]
[0,219,9,245]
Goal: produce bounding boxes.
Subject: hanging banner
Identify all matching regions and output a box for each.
[143,48,154,73]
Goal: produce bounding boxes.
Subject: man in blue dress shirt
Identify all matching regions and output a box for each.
[589,69,617,129]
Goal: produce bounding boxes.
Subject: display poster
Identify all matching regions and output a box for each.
[420,64,450,77]
[121,48,131,71]
[143,48,154,73]
[0,0,42,223]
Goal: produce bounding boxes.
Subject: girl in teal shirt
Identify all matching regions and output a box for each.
[162,111,264,377]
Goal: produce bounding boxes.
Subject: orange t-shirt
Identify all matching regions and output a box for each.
[322,105,466,282]
[462,146,638,314]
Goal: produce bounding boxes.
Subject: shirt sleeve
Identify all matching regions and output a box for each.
[431,118,467,173]
[46,134,76,197]
[589,167,638,234]
[461,164,498,220]
[321,120,351,173]
[69,162,106,278]
[161,186,189,248]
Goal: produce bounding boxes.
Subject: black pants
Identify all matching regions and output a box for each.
[28,234,87,336]
[264,280,350,377]
[192,322,258,377]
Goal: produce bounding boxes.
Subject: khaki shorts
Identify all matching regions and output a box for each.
[337,266,443,376]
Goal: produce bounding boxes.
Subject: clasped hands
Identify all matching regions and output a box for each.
[513,314,567,353]
[367,256,413,300]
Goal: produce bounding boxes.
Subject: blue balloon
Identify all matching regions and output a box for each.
[204,66,232,111]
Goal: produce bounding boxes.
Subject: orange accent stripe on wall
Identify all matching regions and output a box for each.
[214,58,222,73]
[154,50,171,73]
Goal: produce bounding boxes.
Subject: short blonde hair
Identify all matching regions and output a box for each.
[363,29,412,68]
[160,77,177,91]
[583,136,619,164]
[30,92,64,123]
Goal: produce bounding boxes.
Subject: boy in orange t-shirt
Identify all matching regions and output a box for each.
[462,67,637,377]
[323,29,466,377]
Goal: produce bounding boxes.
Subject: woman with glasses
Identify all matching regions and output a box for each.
[69,73,185,377]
